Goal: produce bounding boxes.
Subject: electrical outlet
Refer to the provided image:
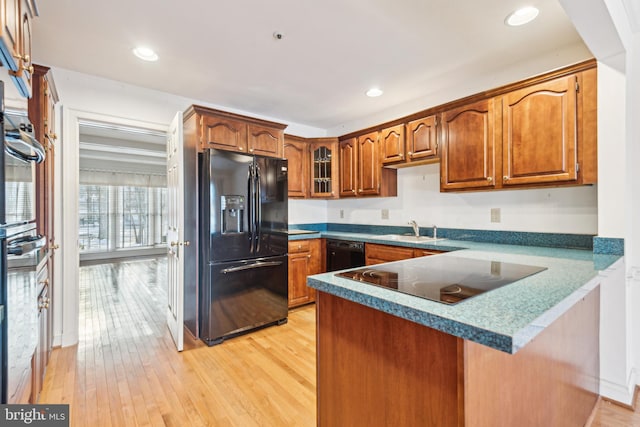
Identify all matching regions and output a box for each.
[340,209,344,219]
[490,208,501,223]
[381,209,389,220]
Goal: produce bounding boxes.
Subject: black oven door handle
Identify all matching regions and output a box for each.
[7,234,47,256]
[5,129,46,163]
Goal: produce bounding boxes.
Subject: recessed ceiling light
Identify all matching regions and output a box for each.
[505,6,539,26]
[366,88,383,97]
[132,46,159,62]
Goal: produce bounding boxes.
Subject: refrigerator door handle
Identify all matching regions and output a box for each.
[255,164,262,252]
[219,260,283,274]
[247,164,255,253]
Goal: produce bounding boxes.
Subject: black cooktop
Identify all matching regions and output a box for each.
[336,256,547,305]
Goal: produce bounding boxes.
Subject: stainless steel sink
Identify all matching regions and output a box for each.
[377,234,446,242]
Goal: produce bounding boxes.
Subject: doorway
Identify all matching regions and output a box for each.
[58,108,169,347]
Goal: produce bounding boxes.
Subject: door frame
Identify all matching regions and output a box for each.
[58,107,168,347]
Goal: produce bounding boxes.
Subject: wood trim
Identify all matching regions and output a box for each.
[185,104,288,130]
[339,59,597,141]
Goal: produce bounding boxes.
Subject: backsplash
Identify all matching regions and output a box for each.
[290,163,598,235]
[289,223,594,250]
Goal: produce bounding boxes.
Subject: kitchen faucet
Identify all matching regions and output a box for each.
[408,220,419,237]
[432,225,437,240]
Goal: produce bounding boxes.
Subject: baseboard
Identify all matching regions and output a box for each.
[602,385,639,411]
[600,370,639,408]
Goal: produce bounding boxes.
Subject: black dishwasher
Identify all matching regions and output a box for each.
[326,239,366,272]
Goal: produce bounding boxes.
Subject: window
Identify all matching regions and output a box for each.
[79,185,167,253]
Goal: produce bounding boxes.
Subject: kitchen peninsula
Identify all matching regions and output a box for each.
[306,236,613,426]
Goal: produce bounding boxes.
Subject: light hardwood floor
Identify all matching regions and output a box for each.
[40,257,639,426]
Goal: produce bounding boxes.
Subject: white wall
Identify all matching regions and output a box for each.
[289,199,328,224]
[323,164,598,234]
[52,67,326,138]
[597,61,626,238]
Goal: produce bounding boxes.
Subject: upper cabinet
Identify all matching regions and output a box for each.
[340,132,397,198]
[0,0,35,97]
[284,135,338,199]
[283,135,309,198]
[406,115,438,162]
[440,99,496,191]
[309,138,339,198]
[440,65,597,192]
[380,124,405,164]
[192,105,287,158]
[501,75,577,186]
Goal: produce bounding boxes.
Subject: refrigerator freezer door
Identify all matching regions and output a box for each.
[253,156,288,258]
[200,255,288,345]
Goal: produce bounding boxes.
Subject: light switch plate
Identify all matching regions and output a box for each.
[381,209,389,220]
[340,209,344,219]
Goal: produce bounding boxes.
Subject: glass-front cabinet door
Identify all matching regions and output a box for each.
[309,138,338,198]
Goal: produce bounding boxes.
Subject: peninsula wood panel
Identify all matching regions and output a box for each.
[316,291,461,427]
[441,98,496,190]
[501,75,577,186]
[463,286,600,427]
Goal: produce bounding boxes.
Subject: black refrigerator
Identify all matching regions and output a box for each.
[198,148,288,346]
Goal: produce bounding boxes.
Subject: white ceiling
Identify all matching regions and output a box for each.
[33,0,590,130]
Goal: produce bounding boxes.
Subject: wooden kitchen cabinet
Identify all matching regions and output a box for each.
[440,66,596,192]
[288,239,323,308]
[406,115,438,162]
[501,75,576,186]
[28,64,57,404]
[501,73,587,186]
[365,243,445,266]
[0,0,35,97]
[339,137,357,197]
[380,124,405,164]
[284,135,308,198]
[309,138,339,198]
[191,105,287,157]
[339,133,397,198]
[440,98,497,191]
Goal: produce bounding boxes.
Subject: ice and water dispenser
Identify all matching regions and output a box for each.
[221,195,244,234]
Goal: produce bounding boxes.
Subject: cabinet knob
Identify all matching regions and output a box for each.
[408,151,412,155]
[503,176,509,181]
[307,254,311,259]
[183,241,191,247]
[47,133,58,141]
[49,244,60,250]
[249,148,254,152]
[487,177,493,182]
[170,241,179,247]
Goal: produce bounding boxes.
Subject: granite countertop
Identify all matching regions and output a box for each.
[298,230,621,354]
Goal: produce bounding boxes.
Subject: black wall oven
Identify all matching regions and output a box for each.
[0,81,47,403]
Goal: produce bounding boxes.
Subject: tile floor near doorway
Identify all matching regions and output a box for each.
[39,258,639,426]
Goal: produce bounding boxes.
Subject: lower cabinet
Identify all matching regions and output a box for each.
[366,243,445,266]
[288,239,324,308]
[31,264,50,403]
